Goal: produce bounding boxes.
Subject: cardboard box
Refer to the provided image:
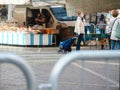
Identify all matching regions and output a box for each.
[51,29,59,34]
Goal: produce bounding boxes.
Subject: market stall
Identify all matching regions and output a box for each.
[0,22,59,46]
[0,32,53,46]
[0,0,61,46]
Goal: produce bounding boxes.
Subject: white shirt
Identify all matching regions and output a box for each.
[110,17,120,40]
[74,16,85,35]
[76,17,81,34]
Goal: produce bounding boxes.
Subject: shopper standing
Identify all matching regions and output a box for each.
[110,10,120,50]
[97,14,106,49]
[74,11,85,50]
[105,13,112,49]
[83,15,91,43]
[98,14,106,34]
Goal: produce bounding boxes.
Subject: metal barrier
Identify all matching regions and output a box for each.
[0,53,35,90]
[0,51,119,90]
[39,50,120,90]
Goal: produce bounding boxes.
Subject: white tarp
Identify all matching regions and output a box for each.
[32,0,65,7]
[0,0,30,4]
[32,0,57,2]
[32,1,50,7]
[32,0,65,4]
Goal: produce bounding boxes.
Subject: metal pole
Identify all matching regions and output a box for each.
[8,4,13,20]
[119,59,120,90]
[0,53,36,90]
[0,64,1,89]
[105,60,109,90]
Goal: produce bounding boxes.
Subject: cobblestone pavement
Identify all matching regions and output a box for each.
[0,46,119,90]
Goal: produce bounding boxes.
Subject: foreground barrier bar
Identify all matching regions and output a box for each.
[0,53,35,90]
[39,50,120,90]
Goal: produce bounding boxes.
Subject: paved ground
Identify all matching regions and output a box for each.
[0,46,119,90]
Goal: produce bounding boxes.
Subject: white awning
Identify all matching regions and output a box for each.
[32,0,65,4]
[32,1,50,7]
[32,0,65,7]
[0,0,30,4]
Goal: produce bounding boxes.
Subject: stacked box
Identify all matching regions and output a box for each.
[60,26,75,41]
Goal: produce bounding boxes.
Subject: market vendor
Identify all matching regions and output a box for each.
[0,5,7,19]
[35,12,46,27]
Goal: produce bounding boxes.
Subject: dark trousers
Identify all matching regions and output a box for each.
[111,40,120,50]
[107,34,111,49]
[76,34,84,50]
[100,29,105,49]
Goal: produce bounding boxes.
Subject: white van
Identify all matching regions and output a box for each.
[13,4,76,28]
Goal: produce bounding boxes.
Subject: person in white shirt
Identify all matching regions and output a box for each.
[109,10,120,50]
[83,15,91,43]
[74,11,85,50]
[105,13,112,49]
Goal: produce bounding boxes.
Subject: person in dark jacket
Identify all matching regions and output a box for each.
[0,5,7,19]
[35,12,46,27]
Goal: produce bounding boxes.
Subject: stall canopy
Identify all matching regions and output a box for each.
[0,0,30,4]
[31,0,65,4]
[32,1,50,7]
[32,0,65,7]
[66,0,120,16]
[32,0,60,2]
